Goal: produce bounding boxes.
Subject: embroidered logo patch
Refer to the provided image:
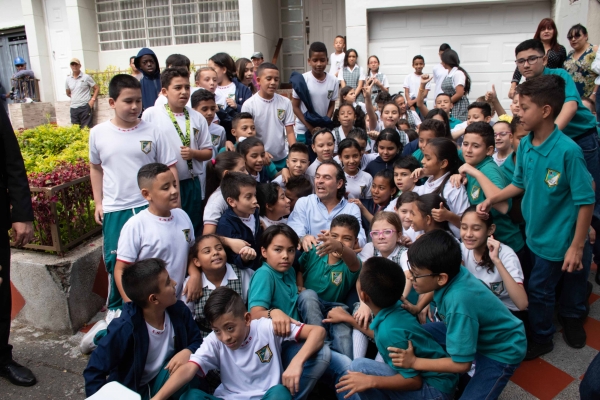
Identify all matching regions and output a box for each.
[255,344,273,363]
[228,93,235,99]
[545,169,561,187]
[489,281,505,296]
[470,185,481,200]
[193,128,199,140]
[327,90,334,100]
[140,141,153,154]
[331,271,343,286]
[182,229,192,243]
[277,109,285,121]
[360,185,368,198]
[211,134,221,146]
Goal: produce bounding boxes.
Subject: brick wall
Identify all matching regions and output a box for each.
[8,102,56,130]
[55,97,114,127]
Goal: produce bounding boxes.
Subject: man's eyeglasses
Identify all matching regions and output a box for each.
[567,33,582,41]
[515,56,543,66]
[369,229,397,238]
[407,261,440,280]
[494,131,511,138]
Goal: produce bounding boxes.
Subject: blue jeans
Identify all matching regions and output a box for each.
[180,384,291,400]
[348,358,452,400]
[423,322,519,399]
[528,243,591,343]
[321,350,359,400]
[574,132,600,228]
[580,352,600,398]
[297,289,354,359]
[281,340,330,400]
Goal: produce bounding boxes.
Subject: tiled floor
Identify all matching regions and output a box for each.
[500,267,600,400]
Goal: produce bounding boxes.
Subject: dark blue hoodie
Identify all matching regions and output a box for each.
[83,301,202,397]
[134,48,161,111]
[216,206,262,271]
[364,152,402,177]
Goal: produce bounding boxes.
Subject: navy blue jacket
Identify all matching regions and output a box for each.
[135,48,161,111]
[216,78,252,139]
[289,71,334,136]
[402,139,419,157]
[216,206,262,270]
[364,153,402,177]
[83,301,202,397]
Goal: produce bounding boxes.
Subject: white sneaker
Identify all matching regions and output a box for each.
[80,320,108,355]
[105,308,122,325]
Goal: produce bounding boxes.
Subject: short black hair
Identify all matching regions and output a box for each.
[468,101,492,118]
[418,119,447,138]
[464,122,495,148]
[257,183,281,217]
[515,39,545,57]
[122,258,166,308]
[412,55,424,64]
[359,257,406,309]
[308,41,328,58]
[288,142,309,156]
[516,75,565,119]
[331,214,360,238]
[337,138,362,157]
[261,224,299,250]
[221,172,256,202]
[439,43,451,52]
[108,74,141,100]
[316,160,346,200]
[232,112,254,130]
[160,67,190,89]
[256,62,279,77]
[137,163,170,189]
[394,155,421,172]
[407,229,462,281]
[395,190,420,209]
[165,54,190,69]
[510,115,521,134]
[375,91,392,104]
[347,127,368,143]
[285,176,313,197]
[191,89,215,109]
[204,287,247,325]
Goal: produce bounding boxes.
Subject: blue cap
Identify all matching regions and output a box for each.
[14,57,26,66]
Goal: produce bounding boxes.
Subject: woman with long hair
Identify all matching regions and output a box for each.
[440,50,471,121]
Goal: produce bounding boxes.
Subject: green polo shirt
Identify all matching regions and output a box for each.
[500,153,516,184]
[412,148,424,163]
[465,156,524,252]
[433,267,526,365]
[299,247,361,303]
[542,67,597,139]
[248,262,299,320]
[370,301,458,394]
[513,126,595,261]
[449,117,461,129]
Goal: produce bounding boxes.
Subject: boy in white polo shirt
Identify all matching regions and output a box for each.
[151,287,326,400]
[242,62,296,172]
[83,75,178,353]
[142,67,213,236]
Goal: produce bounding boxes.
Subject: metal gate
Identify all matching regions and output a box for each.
[0,29,30,104]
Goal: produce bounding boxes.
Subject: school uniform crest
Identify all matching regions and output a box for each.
[488,281,505,296]
[331,271,343,286]
[327,90,334,100]
[182,229,192,243]
[277,109,285,121]
[228,93,235,99]
[140,141,153,154]
[193,128,200,140]
[360,186,368,198]
[545,169,561,187]
[211,134,221,146]
[255,344,273,363]
[470,185,481,200]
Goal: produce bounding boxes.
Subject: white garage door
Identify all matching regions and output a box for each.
[368,1,551,111]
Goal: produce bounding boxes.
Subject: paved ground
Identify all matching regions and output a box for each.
[2,270,599,400]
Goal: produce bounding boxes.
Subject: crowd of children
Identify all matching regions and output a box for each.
[81,34,600,399]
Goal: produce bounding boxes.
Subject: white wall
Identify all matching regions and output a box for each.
[240,0,280,64]
[0,1,25,30]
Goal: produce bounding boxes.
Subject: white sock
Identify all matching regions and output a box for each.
[352,329,369,359]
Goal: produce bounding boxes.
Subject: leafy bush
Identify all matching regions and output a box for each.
[86,65,121,96]
[17,124,89,174]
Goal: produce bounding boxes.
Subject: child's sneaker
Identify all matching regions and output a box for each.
[105,309,122,324]
[80,320,108,355]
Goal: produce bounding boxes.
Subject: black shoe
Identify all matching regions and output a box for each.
[559,315,587,349]
[524,340,554,361]
[0,360,37,387]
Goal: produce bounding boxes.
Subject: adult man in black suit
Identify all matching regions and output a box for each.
[0,105,36,386]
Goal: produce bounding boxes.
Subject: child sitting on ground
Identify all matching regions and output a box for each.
[257,183,291,228]
[152,287,326,400]
[84,258,203,399]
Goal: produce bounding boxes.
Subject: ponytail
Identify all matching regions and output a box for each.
[204,152,245,206]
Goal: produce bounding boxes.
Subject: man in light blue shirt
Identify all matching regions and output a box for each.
[288,161,366,250]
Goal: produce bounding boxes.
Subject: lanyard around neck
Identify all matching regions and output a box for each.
[165,104,193,176]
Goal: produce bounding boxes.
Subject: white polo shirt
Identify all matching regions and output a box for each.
[345,170,373,200]
[116,208,194,298]
[189,318,303,400]
[141,105,212,181]
[403,72,432,100]
[242,93,295,161]
[89,120,177,213]
[203,187,228,226]
[215,82,236,110]
[329,52,345,76]
[292,71,339,135]
[141,311,175,386]
[461,242,524,311]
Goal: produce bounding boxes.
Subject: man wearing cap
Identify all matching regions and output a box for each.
[8,57,35,102]
[251,51,264,91]
[65,58,99,128]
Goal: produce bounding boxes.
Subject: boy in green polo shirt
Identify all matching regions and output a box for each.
[458,121,529,271]
[297,214,362,359]
[388,230,525,399]
[336,255,457,399]
[478,75,595,359]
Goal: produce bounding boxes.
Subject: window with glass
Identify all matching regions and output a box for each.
[96,0,240,51]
